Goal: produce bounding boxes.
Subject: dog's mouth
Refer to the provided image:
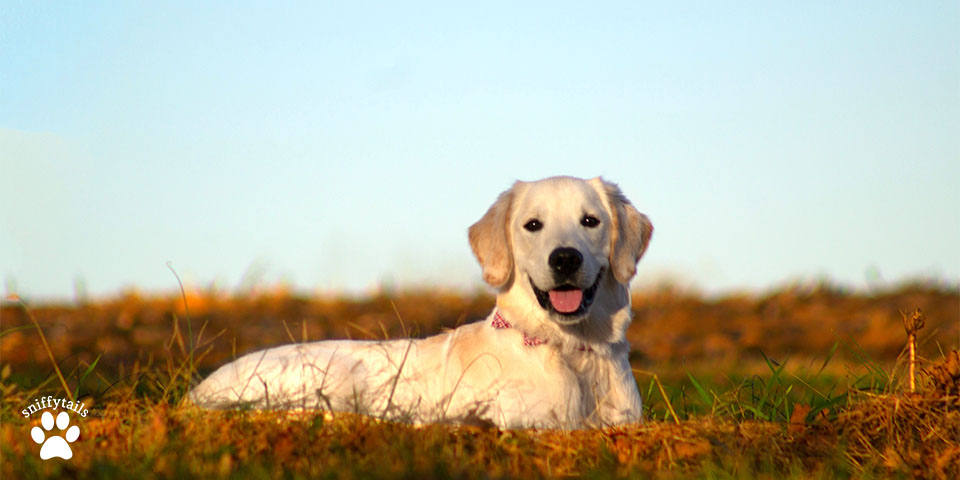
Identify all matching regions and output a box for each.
[530,269,604,318]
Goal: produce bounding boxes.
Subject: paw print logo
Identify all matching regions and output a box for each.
[31,411,80,460]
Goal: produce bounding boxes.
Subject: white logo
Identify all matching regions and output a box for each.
[30,411,80,460]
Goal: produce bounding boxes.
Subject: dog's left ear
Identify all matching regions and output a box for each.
[594,179,653,284]
[468,184,516,288]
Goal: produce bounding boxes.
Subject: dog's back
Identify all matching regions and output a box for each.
[190,314,588,427]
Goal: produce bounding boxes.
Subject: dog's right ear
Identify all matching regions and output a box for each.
[468,185,515,288]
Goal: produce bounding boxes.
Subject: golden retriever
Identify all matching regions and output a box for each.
[190,176,653,428]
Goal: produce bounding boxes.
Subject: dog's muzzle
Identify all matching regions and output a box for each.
[530,268,604,318]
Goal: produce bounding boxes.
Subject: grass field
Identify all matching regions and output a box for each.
[2,281,958,478]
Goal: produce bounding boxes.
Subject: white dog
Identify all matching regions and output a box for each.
[190,176,653,429]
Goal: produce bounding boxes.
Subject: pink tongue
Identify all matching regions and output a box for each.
[549,289,583,313]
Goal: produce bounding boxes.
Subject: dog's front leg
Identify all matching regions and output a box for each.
[592,342,643,426]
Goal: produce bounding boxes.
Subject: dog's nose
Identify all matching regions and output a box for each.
[549,248,583,277]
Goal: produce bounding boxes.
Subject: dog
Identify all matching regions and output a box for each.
[189,176,653,429]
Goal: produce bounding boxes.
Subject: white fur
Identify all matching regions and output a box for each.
[190,176,653,429]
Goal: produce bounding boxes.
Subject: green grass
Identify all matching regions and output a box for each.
[637,344,894,425]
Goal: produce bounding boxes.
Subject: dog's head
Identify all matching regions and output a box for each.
[469,176,652,327]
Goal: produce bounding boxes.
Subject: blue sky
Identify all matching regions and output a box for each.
[2,1,957,300]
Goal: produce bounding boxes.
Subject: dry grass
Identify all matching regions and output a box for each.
[1,282,958,478]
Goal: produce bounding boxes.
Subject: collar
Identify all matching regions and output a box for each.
[491,311,592,351]
[492,311,547,346]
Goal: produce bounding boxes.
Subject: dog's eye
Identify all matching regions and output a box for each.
[523,219,543,232]
[581,215,600,228]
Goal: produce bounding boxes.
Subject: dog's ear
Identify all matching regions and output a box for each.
[468,185,516,288]
[598,179,653,284]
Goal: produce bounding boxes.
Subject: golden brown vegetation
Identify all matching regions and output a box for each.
[1,282,958,478]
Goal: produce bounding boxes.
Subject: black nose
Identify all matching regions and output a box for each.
[549,247,583,277]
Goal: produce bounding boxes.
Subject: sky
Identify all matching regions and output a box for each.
[1,1,958,301]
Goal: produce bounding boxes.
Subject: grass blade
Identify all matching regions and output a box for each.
[686,369,712,406]
[817,340,840,376]
[74,352,103,399]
